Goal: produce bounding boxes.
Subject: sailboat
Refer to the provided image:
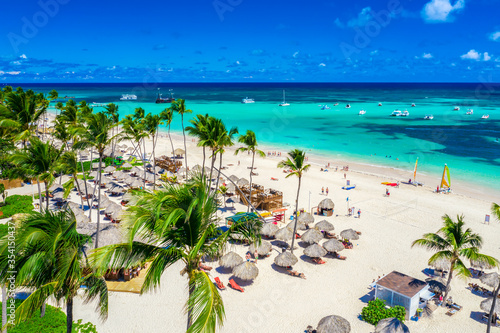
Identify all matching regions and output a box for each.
[438,164,451,193]
[411,158,423,186]
[279,90,290,106]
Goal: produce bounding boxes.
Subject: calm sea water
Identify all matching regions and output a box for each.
[9,83,500,191]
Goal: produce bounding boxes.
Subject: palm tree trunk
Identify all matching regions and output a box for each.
[187,279,194,331]
[78,153,92,215]
[248,150,256,212]
[181,114,188,178]
[2,284,6,333]
[441,260,455,306]
[74,175,84,208]
[487,283,500,333]
[66,297,73,333]
[209,151,216,190]
[201,146,206,181]
[95,153,103,249]
[168,123,175,158]
[152,130,157,190]
[290,176,302,254]
[37,177,42,213]
[215,151,223,192]
[40,303,45,317]
[44,180,49,211]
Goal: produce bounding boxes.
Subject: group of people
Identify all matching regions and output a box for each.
[245,251,259,262]
[321,187,329,195]
[267,151,282,157]
[348,207,361,218]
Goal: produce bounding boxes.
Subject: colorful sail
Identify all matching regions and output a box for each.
[440,164,451,189]
[413,158,418,182]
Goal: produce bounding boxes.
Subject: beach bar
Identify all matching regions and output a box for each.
[374,271,434,319]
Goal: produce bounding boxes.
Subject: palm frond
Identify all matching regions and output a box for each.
[14,282,57,324]
[81,273,109,320]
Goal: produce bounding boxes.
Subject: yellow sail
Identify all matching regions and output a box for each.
[413,158,418,182]
[440,164,451,189]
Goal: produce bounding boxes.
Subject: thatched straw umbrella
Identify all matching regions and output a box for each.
[318,198,335,210]
[323,239,344,253]
[301,229,324,244]
[314,220,334,231]
[286,220,307,231]
[275,227,293,241]
[249,241,272,256]
[425,278,449,293]
[121,162,133,169]
[104,166,115,173]
[219,251,243,269]
[316,315,351,333]
[89,171,99,179]
[375,317,409,333]
[471,259,495,270]
[228,175,239,183]
[130,179,143,189]
[174,148,185,155]
[232,261,259,280]
[260,223,279,237]
[480,272,500,289]
[130,166,142,175]
[113,170,126,180]
[481,298,500,316]
[304,243,327,258]
[274,252,298,267]
[237,178,249,186]
[297,212,314,225]
[430,258,451,271]
[340,229,359,240]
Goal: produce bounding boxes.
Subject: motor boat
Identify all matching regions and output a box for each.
[466,109,473,115]
[279,90,290,106]
[401,110,410,117]
[358,110,366,115]
[411,103,416,107]
[391,110,402,116]
[453,106,460,111]
[242,97,255,104]
[482,114,489,119]
[156,89,175,104]
[424,115,434,120]
[120,94,137,101]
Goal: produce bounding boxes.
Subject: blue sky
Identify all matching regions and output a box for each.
[1,0,499,82]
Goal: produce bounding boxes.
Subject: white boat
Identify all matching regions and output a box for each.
[89,102,104,107]
[319,105,330,110]
[358,110,366,115]
[466,109,473,115]
[279,90,289,106]
[401,110,410,117]
[120,94,137,101]
[242,97,255,104]
[378,102,382,106]
[424,115,434,120]
[453,106,460,111]
[345,104,351,109]
[391,110,402,117]
[411,103,416,107]
[482,114,489,119]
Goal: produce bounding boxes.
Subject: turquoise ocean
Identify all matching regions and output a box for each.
[11,83,500,191]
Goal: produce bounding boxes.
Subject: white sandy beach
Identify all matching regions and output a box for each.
[40,130,499,333]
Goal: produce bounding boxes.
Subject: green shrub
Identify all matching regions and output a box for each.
[0,299,97,332]
[0,195,33,219]
[361,298,406,326]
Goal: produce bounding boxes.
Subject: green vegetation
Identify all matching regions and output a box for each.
[361,299,406,326]
[0,194,33,219]
[0,300,97,333]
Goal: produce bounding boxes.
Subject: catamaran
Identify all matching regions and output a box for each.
[242,97,255,104]
[481,114,490,119]
[391,110,402,116]
[279,90,289,106]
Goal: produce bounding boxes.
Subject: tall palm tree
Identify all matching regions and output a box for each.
[213,122,237,193]
[120,115,148,186]
[58,151,90,209]
[144,113,163,188]
[90,177,260,332]
[74,112,117,248]
[412,214,499,305]
[277,149,310,253]
[235,130,265,212]
[104,103,120,158]
[485,203,500,333]
[186,114,211,180]
[10,137,63,211]
[0,209,108,333]
[160,107,175,158]
[170,99,192,176]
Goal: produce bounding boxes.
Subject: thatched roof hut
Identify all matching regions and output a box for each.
[425,278,449,293]
[340,229,359,240]
[314,220,334,231]
[260,223,279,237]
[322,239,344,253]
[275,227,293,241]
[374,317,409,333]
[297,212,314,224]
[301,229,324,244]
[480,272,500,289]
[318,198,335,216]
[481,298,500,315]
[316,315,351,333]
[286,220,307,231]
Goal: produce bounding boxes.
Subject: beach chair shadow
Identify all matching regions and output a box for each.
[230,276,254,287]
[299,254,320,265]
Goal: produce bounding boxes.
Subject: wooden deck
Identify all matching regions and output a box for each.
[106,267,148,294]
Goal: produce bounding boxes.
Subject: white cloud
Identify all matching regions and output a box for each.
[334,18,344,29]
[292,51,299,58]
[421,0,465,23]
[0,71,21,75]
[461,49,480,60]
[319,63,326,67]
[11,61,21,65]
[235,61,240,65]
[19,54,27,59]
[370,50,379,56]
[347,7,372,27]
[422,53,433,59]
[489,31,500,41]
[483,52,491,61]
[106,65,116,70]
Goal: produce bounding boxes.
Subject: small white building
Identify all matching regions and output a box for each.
[374,271,434,319]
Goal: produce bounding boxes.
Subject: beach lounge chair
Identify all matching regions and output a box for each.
[229,279,244,292]
[199,263,213,271]
[214,277,226,290]
[324,231,336,239]
[312,257,326,264]
[124,270,131,281]
[287,269,306,279]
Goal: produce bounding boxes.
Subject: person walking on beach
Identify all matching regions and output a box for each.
[344,173,346,179]
[326,187,329,196]
[357,209,361,219]
[321,187,324,195]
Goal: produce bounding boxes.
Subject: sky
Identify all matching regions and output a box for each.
[0,0,499,82]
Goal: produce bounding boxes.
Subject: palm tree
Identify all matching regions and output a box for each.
[90,177,260,332]
[213,121,237,193]
[0,209,108,333]
[104,103,120,158]
[484,203,500,333]
[10,137,63,211]
[58,151,89,209]
[144,113,163,188]
[160,107,175,158]
[412,214,499,305]
[186,114,211,180]
[120,115,148,186]
[277,149,310,253]
[74,112,117,248]
[170,99,192,176]
[235,130,265,212]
